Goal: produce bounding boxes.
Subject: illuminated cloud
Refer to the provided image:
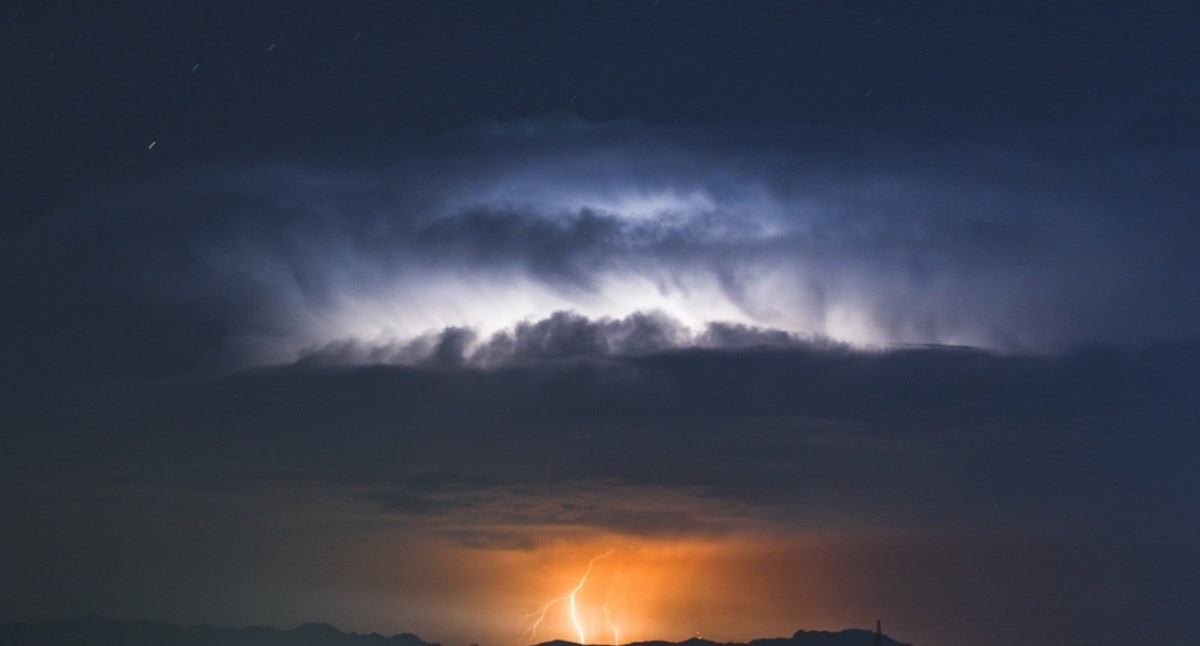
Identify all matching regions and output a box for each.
[18,115,1199,380]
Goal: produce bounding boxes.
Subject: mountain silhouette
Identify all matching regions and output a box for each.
[0,617,911,646]
[0,615,438,646]
[537,631,911,646]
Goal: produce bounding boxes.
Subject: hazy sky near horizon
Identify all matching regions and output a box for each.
[3,3,1200,646]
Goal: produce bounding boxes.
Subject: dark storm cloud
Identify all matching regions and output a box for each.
[4,332,1196,538]
[6,115,1200,391]
[439,530,537,552]
[3,333,1197,644]
[4,112,1199,600]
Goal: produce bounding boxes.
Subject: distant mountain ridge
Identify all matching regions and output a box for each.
[536,631,911,646]
[0,616,910,646]
[0,615,437,646]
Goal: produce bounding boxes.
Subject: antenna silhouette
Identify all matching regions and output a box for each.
[873,619,882,646]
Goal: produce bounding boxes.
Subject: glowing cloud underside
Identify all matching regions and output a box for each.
[325,270,761,349]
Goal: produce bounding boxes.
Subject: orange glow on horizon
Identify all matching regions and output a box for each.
[361,527,879,646]
[450,533,840,646]
[522,549,615,645]
[516,541,715,646]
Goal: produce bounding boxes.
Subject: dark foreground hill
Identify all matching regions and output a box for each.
[537,631,911,646]
[0,617,910,646]
[0,615,438,646]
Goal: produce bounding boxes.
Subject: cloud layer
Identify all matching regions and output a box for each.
[4,115,1200,645]
[4,336,1198,645]
[8,115,1200,384]
[300,310,817,368]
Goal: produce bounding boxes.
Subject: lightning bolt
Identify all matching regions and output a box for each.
[603,586,619,646]
[602,562,625,646]
[568,550,614,644]
[522,550,614,645]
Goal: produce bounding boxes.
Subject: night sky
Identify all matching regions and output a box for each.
[3,3,1200,646]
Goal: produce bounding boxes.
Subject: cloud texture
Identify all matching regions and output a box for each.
[8,115,1200,383]
[3,335,1198,645]
[3,115,1200,646]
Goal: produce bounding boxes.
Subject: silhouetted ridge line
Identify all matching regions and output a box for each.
[534,629,912,646]
[0,615,439,646]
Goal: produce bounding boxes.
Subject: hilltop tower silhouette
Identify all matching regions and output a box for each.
[873,620,882,646]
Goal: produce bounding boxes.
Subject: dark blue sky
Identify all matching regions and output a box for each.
[2,3,1200,646]
[6,1,1199,229]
